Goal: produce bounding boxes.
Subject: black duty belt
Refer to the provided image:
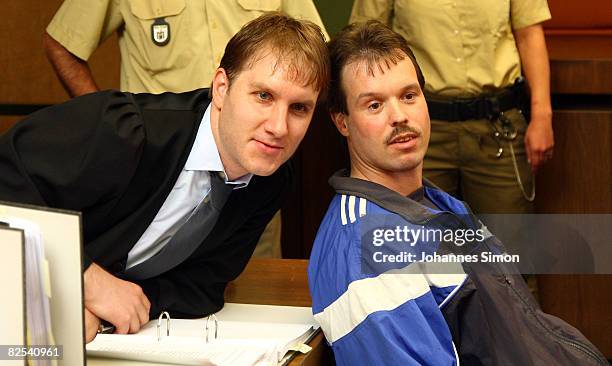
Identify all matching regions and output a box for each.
[426,78,527,121]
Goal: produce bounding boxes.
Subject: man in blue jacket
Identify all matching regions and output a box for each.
[308,21,606,366]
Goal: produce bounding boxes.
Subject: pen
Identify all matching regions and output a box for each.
[97,322,116,334]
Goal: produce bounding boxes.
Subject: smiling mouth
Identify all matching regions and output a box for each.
[254,139,284,150]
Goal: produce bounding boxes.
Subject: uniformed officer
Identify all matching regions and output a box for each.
[350,0,554,215]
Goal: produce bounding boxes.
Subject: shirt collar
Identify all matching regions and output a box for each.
[184,104,253,188]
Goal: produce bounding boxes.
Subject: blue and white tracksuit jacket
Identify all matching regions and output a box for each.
[309,172,608,366]
[308,180,474,365]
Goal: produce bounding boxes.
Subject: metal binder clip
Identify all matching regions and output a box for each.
[205,314,218,343]
[157,311,171,341]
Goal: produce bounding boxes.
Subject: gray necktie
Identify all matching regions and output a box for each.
[124,172,233,280]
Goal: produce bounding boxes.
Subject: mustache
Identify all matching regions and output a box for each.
[385,125,421,145]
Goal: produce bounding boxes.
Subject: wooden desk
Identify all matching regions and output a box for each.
[225,259,312,307]
[88,258,332,366]
[224,259,331,366]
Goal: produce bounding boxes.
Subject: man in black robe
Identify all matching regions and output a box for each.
[0,13,329,341]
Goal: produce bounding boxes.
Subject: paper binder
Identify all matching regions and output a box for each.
[87,303,319,366]
[0,227,27,366]
[0,201,84,366]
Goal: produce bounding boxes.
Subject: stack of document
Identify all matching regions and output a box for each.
[1,217,56,366]
[87,303,319,366]
[0,226,26,352]
[1,201,85,366]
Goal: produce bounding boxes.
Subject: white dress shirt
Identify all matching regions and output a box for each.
[126,104,252,269]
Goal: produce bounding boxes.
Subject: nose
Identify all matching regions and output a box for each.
[388,99,408,126]
[264,104,289,137]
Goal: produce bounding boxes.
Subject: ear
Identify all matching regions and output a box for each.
[212,68,230,110]
[331,112,350,137]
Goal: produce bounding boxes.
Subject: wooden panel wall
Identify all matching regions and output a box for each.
[0,0,119,106]
[536,110,611,213]
[535,108,612,356]
[535,34,612,357]
[546,0,612,29]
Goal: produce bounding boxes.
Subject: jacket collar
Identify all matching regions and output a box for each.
[328,169,463,224]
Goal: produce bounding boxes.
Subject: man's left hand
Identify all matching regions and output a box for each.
[524,116,554,174]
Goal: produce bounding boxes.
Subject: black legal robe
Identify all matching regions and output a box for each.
[0,89,292,317]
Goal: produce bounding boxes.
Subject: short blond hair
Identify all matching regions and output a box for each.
[219,12,330,100]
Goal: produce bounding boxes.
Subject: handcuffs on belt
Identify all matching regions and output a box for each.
[487,111,518,159]
[487,110,535,201]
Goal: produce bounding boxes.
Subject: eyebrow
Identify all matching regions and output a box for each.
[356,83,421,101]
[249,81,272,95]
[250,81,269,90]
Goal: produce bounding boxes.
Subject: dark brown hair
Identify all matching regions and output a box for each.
[218,12,330,99]
[327,20,425,114]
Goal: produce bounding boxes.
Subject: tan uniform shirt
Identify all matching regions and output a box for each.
[47,0,328,93]
[350,0,551,97]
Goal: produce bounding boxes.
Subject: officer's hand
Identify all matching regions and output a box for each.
[84,262,151,335]
[525,116,554,173]
[84,308,101,343]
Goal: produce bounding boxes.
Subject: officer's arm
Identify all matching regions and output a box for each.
[43,32,99,97]
[514,23,554,172]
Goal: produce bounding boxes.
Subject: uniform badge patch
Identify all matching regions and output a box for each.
[151,18,171,46]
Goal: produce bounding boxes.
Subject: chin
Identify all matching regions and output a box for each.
[249,162,281,177]
[388,158,423,173]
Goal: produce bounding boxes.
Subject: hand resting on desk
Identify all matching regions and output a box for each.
[84,308,101,343]
[84,263,151,339]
